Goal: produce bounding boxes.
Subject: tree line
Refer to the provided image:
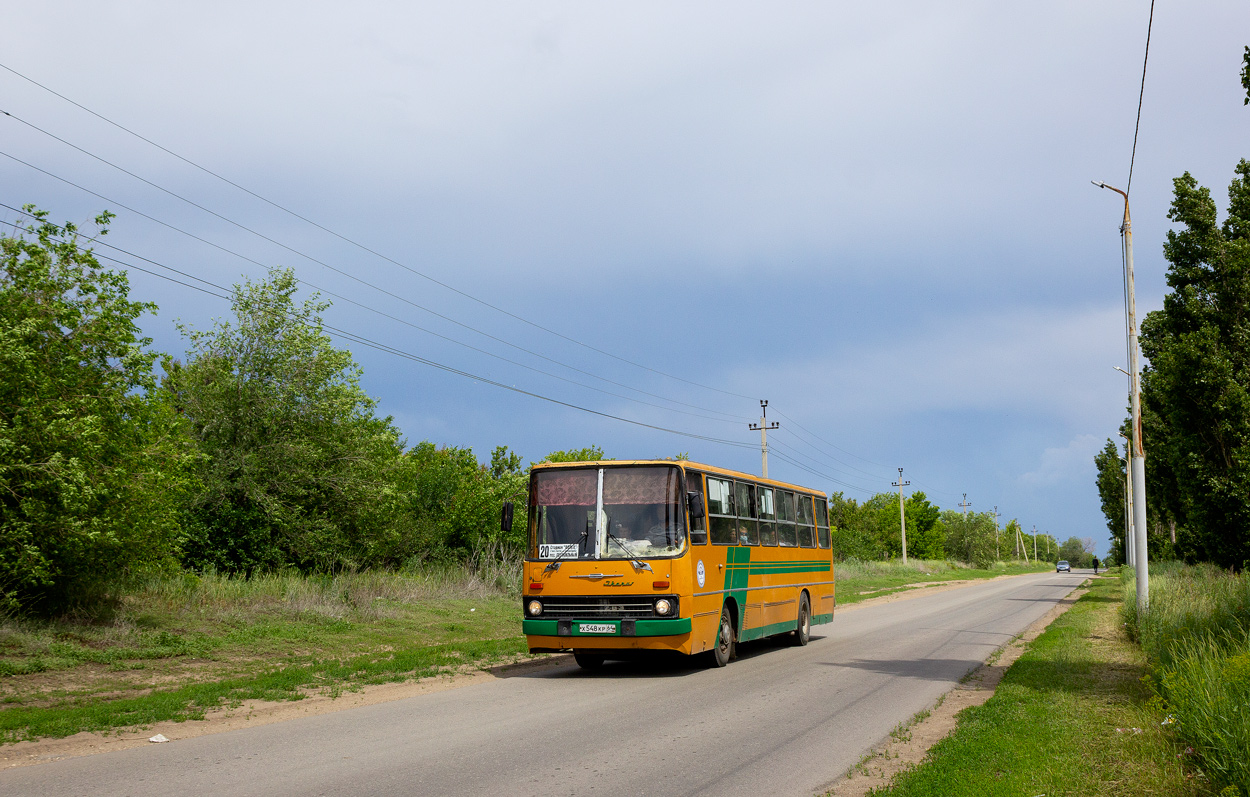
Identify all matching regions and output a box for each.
[828,491,1079,568]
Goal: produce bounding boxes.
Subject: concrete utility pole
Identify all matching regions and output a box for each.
[1095,180,1148,612]
[749,400,779,478]
[1117,403,1135,567]
[1017,524,1029,564]
[893,468,911,564]
[992,507,1000,561]
[1119,447,1134,567]
[1033,525,1038,562]
[959,494,971,517]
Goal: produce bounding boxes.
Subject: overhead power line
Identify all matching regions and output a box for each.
[0,146,748,424]
[1126,0,1156,196]
[0,200,736,427]
[0,60,755,401]
[0,212,758,451]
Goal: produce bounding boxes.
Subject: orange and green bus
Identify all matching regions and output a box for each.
[509,460,834,669]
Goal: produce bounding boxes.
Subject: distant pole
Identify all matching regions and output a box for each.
[749,400,780,478]
[959,494,971,517]
[893,468,911,564]
[1033,525,1037,561]
[992,506,1000,561]
[1095,180,1148,611]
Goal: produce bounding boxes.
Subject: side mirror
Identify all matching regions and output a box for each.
[501,502,514,533]
[687,491,705,520]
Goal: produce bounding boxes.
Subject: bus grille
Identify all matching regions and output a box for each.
[534,595,668,619]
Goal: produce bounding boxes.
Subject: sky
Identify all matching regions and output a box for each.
[2,2,1247,556]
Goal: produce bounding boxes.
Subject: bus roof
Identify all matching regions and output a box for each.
[529,460,826,497]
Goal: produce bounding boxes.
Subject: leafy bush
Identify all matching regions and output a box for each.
[165,268,409,573]
[0,209,192,615]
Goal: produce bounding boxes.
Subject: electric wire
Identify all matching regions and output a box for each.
[0,213,760,451]
[772,410,894,474]
[0,200,739,427]
[768,419,892,481]
[0,60,756,401]
[765,439,881,493]
[767,430,890,490]
[1125,0,1156,197]
[0,116,751,422]
[0,146,749,424]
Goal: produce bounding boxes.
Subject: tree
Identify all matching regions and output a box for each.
[166,267,406,573]
[1058,536,1092,567]
[903,492,944,559]
[1242,45,1249,106]
[1138,162,1250,568]
[0,208,191,614]
[1094,438,1128,563]
[828,492,874,561]
[540,446,608,463]
[942,510,997,568]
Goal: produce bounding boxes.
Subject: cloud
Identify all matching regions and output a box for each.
[1018,434,1102,487]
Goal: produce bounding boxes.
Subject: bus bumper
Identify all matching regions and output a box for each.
[524,617,693,654]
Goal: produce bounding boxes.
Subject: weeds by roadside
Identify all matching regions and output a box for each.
[866,574,1206,796]
[1123,563,1250,795]
[0,562,527,743]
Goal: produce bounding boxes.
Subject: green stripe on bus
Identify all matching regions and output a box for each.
[522,618,692,637]
[738,618,801,642]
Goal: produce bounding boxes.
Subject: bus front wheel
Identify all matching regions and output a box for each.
[792,593,811,646]
[574,652,605,670]
[710,605,736,667]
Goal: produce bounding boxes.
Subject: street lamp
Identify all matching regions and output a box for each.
[1094,180,1149,611]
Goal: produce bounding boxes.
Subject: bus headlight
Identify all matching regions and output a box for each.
[654,598,673,616]
[527,599,543,616]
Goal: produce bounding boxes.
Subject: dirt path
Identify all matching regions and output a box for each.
[0,572,1056,770]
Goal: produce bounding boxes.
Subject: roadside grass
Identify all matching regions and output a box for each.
[835,558,1053,606]
[870,572,1208,797]
[1123,562,1250,794]
[0,565,526,743]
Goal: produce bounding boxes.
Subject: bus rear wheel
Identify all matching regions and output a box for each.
[792,593,811,646]
[573,652,605,670]
[710,605,736,667]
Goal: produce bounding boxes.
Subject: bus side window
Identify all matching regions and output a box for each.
[735,481,759,546]
[815,496,831,548]
[777,490,798,547]
[708,477,736,545]
[687,471,708,545]
[757,486,777,546]
[797,494,816,548]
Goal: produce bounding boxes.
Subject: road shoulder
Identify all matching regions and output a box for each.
[824,579,1088,797]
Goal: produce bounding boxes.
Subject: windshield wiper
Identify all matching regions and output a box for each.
[604,523,653,573]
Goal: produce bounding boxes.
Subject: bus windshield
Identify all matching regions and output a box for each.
[530,465,686,560]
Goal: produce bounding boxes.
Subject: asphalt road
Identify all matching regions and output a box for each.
[2,571,1085,797]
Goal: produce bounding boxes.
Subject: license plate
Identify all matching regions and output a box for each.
[578,623,615,634]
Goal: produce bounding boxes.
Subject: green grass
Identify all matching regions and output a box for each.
[835,558,1053,606]
[0,566,527,743]
[1123,563,1250,794]
[871,572,1208,796]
